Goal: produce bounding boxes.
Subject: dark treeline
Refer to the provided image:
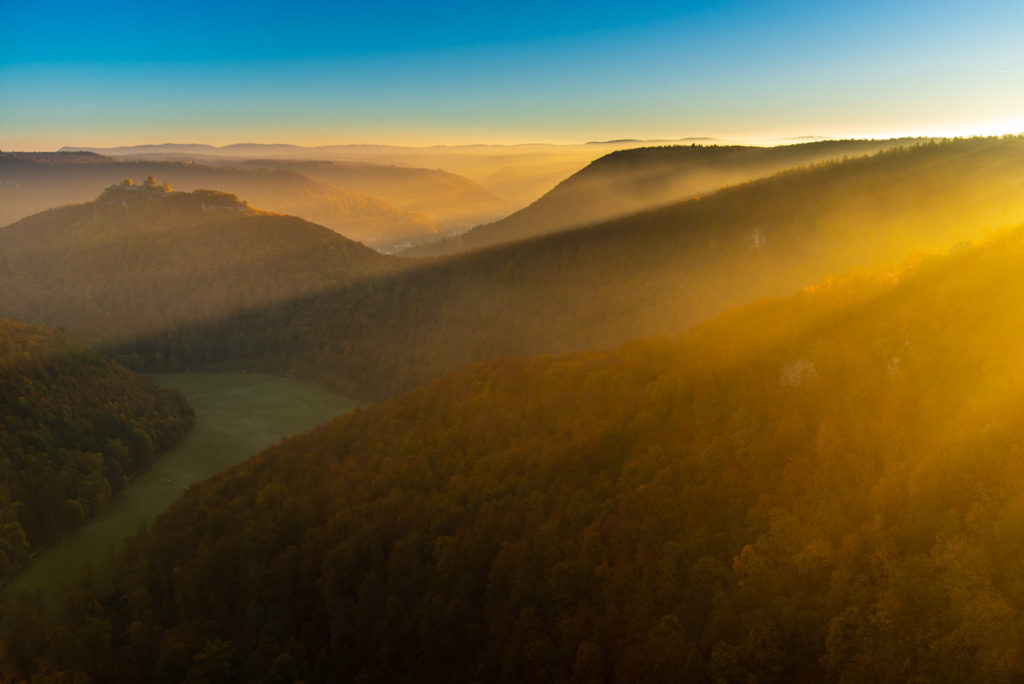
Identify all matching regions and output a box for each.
[407,138,914,256]
[0,320,193,582]
[0,185,400,346]
[122,137,1024,400]
[11,218,1024,681]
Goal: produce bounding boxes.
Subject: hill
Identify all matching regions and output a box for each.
[0,153,436,248]
[408,138,915,255]
[234,159,509,236]
[122,137,1024,399]
[0,183,400,345]
[0,320,193,583]
[13,216,1024,681]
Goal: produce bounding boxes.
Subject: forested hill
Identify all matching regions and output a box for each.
[0,320,193,583]
[0,152,436,248]
[17,219,1024,681]
[0,184,401,345]
[406,138,910,256]
[125,137,1024,399]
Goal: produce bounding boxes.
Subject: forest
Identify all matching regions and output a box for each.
[0,320,193,583]
[120,137,1024,400]
[9,215,1024,681]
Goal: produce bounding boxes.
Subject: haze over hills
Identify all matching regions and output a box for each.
[0,152,437,249]
[59,138,765,209]
[0,183,401,345]
[231,159,510,235]
[60,140,730,159]
[17,213,1024,681]
[121,137,1024,400]
[408,138,917,256]
[0,320,193,582]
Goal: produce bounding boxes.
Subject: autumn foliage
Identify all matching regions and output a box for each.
[11,219,1024,681]
[0,320,193,582]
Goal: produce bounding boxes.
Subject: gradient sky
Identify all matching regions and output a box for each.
[1,0,1022,149]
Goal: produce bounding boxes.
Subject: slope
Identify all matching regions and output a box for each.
[0,153,436,248]
[0,319,193,583]
[123,137,1024,399]
[410,138,914,255]
[16,216,1024,682]
[0,183,400,346]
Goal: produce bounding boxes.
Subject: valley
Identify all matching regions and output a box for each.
[4,135,1024,680]
[120,138,1024,400]
[3,5,1022,677]
[1,372,364,610]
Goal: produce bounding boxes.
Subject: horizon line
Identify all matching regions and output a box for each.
[6,127,1024,154]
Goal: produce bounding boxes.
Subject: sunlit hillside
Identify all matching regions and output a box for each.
[122,137,1024,399]
[0,184,401,344]
[0,320,192,582]
[0,153,437,248]
[408,138,913,255]
[13,211,1024,681]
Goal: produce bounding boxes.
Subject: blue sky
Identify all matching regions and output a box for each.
[1,0,1022,148]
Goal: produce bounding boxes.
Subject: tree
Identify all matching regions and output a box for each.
[144,176,157,187]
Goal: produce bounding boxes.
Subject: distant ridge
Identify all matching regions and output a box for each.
[59,139,780,209]
[60,143,221,155]
[2,150,107,161]
[586,138,644,144]
[60,135,806,156]
[58,142,598,156]
[233,158,509,235]
[585,136,724,145]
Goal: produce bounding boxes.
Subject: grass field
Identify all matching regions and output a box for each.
[2,372,365,610]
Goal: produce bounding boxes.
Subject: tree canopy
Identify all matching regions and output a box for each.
[0,320,193,582]
[11,218,1024,681]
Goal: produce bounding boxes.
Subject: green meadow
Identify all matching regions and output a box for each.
[2,372,365,610]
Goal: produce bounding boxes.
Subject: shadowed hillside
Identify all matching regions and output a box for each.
[122,137,1024,400]
[407,138,915,255]
[0,153,436,248]
[0,320,192,583]
[14,216,1024,681]
[0,184,401,345]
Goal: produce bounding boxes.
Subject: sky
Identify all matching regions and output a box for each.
[1,0,1022,149]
